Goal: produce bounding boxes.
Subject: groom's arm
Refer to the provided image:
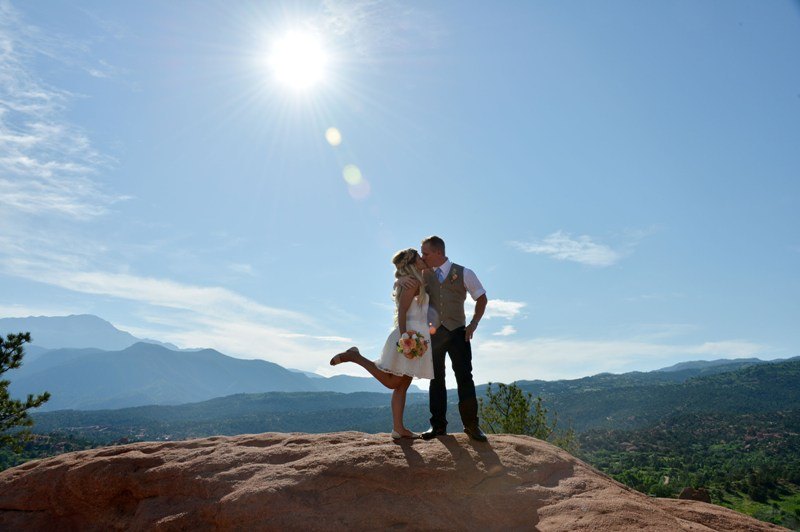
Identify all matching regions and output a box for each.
[466,294,487,342]
[463,267,487,342]
[397,275,418,290]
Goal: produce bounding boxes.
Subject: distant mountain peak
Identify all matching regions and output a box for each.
[0,314,184,352]
[0,314,139,351]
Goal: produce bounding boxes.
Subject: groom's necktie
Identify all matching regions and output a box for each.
[436,267,444,283]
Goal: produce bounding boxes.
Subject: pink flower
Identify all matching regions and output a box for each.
[396,330,429,359]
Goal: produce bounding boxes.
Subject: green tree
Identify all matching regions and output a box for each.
[478,382,576,452]
[1,333,50,451]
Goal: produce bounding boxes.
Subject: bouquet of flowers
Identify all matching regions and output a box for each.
[397,330,429,359]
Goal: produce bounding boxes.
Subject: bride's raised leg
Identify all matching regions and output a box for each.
[329,347,360,366]
[329,347,404,389]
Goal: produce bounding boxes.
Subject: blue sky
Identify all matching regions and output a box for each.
[1,0,798,385]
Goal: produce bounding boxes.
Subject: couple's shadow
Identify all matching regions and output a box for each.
[392,435,542,530]
[393,434,504,476]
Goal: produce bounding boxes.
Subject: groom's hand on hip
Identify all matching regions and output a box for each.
[465,322,477,342]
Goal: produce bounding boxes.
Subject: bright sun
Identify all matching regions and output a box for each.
[268,30,328,90]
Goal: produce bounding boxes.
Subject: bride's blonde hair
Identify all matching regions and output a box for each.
[391,248,425,302]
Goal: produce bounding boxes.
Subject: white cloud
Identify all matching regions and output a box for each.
[493,325,516,337]
[470,336,770,383]
[135,314,350,370]
[467,298,526,320]
[0,303,77,319]
[510,231,621,267]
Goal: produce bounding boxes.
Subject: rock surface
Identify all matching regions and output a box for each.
[0,432,787,531]
[679,487,713,503]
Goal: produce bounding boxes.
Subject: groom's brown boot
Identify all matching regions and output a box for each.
[459,398,488,442]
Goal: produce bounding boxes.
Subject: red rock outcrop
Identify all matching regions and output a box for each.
[0,432,786,531]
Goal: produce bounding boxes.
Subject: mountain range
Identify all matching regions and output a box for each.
[508,356,800,431]
[2,314,796,417]
[28,357,800,441]
[2,314,418,410]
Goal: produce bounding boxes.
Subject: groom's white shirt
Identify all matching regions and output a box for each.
[437,260,486,300]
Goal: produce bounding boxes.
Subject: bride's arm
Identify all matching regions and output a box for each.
[397,279,421,334]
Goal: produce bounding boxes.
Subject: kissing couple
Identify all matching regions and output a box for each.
[330,235,488,442]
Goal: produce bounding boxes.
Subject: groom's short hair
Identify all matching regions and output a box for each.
[422,235,445,254]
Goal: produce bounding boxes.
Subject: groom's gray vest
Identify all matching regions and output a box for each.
[425,263,467,331]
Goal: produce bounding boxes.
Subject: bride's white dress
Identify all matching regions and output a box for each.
[375,288,434,379]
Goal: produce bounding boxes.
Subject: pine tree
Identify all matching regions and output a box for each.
[1,333,50,451]
[478,382,576,452]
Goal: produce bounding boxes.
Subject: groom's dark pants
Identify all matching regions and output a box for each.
[429,325,477,430]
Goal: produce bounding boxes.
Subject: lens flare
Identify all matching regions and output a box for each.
[325,127,342,146]
[348,179,371,200]
[342,164,362,185]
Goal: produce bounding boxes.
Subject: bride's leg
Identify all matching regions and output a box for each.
[330,348,404,389]
[391,377,414,436]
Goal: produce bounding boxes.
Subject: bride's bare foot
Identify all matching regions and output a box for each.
[329,347,360,366]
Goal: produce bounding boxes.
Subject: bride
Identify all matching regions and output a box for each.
[330,248,434,439]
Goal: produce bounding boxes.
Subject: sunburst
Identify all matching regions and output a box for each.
[268,30,328,90]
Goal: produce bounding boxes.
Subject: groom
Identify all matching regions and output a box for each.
[419,235,488,442]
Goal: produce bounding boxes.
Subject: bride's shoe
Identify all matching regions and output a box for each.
[329,347,359,366]
[391,430,419,440]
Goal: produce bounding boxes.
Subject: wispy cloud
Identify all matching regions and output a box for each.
[510,231,622,267]
[86,59,123,79]
[691,340,765,358]
[228,262,256,276]
[624,322,700,341]
[0,248,354,368]
[322,0,445,57]
[625,292,687,303]
[2,254,309,325]
[0,1,127,221]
